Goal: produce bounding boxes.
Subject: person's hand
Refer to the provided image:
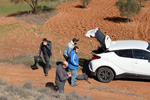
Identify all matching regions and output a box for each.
[67,72,70,75]
[67,72,71,77]
[43,41,47,46]
[68,74,71,77]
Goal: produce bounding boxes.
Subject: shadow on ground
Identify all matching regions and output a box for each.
[104,17,130,23]
[7,6,56,25]
[7,6,54,17]
[79,58,92,77]
[45,82,57,91]
[114,78,150,82]
[75,5,85,9]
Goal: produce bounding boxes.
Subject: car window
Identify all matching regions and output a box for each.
[115,50,132,58]
[132,49,150,60]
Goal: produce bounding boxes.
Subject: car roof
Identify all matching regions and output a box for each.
[109,40,149,51]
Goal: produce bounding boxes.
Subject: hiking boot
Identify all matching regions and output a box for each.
[72,83,78,87]
[45,74,48,76]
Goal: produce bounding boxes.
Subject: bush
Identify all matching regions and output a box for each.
[4,85,33,99]
[116,0,141,22]
[80,0,91,8]
[0,79,92,100]
[0,55,34,66]
[0,96,8,100]
[65,91,92,100]
[0,55,59,67]
[23,82,32,89]
[0,79,8,86]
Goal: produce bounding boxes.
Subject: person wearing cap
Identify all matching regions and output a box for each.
[55,61,71,93]
[39,38,52,76]
[63,38,79,61]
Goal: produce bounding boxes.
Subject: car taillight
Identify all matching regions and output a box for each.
[92,55,101,59]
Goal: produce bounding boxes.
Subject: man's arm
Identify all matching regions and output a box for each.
[70,53,78,66]
[45,42,52,51]
[57,68,69,81]
[39,43,42,56]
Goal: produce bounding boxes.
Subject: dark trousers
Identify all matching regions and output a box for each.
[55,80,65,93]
[44,56,50,75]
[63,55,68,61]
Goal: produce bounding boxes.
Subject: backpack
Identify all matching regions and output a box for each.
[76,73,91,84]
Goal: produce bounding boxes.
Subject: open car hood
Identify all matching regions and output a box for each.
[85,28,112,50]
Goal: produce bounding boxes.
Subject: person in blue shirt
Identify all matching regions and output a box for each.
[39,38,52,76]
[68,46,79,86]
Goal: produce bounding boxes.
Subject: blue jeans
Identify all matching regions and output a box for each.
[70,69,77,86]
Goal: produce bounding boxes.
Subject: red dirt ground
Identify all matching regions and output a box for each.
[0,63,149,100]
[0,0,150,100]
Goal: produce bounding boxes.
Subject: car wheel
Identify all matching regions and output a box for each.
[97,67,114,83]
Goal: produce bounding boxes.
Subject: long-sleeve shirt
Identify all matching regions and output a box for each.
[39,41,52,57]
[63,40,74,57]
[55,64,69,83]
[68,50,79,70]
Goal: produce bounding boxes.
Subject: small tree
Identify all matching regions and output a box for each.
[10,0,48,14]
[116,0,141,22]
[80,0,90,8]
[136,0,148,7]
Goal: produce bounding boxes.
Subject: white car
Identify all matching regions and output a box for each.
[86,28,150,83]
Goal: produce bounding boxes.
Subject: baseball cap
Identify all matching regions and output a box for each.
[72,38,79,42]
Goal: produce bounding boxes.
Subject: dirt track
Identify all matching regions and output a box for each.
[0,63,150,100]
[0,0,150,100]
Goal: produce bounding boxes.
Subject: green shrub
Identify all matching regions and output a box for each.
[116,0,141,22]
[80,0,90,8]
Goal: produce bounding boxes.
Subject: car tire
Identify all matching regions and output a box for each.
[97,67,114,83]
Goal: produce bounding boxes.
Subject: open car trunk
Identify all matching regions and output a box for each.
[92,46,106,55]
[86,28,112,54]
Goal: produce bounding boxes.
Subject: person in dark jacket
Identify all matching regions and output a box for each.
[39,38,52,76]
[68,46,79,86]
[55,61,71,93]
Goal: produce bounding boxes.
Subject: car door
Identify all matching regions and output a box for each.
[85,28,112,50]
[109,49,133,72]
[132,49,150,75]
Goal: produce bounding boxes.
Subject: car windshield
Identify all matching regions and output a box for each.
[147,43,150,51]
